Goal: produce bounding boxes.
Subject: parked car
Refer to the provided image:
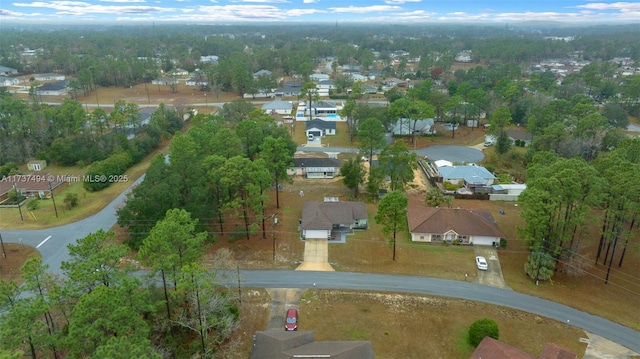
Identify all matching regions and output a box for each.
[476,256,488,270]
[307,134,314,141]
[285,308,298,331]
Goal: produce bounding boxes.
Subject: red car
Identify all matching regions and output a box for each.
[285,308,298,331]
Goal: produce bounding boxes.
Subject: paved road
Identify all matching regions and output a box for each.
[1,152,638,353]
[1,175,145,276]
[228,270,640,353]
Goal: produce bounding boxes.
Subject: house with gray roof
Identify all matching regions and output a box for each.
[0,66,18,76]
[436,164,496,194]
[262,100,293,115]
[251,331,374,359]
[290,158,341,178]
[300,201,368,241]
[391,118,436,135]
[253,69,272,78]
[0,76,20,87]
[275,81,302,97]
[305,118,336,138]
[36,79,69,96]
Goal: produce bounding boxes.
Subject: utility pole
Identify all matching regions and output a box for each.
[49,180,59,218]
[12,184,24,221]
[0,232,6,258]
[236,264,242,304]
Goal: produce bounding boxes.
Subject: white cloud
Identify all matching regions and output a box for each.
[13,0,172,15]
[574,2,640,11]
[385,0,421,4]
[100,0,146,3]
[303,0,319,3]
[329,5,401,13]
[229,0,290,3]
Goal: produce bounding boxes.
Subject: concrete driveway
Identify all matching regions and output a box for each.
[474,246,511,290]
[296,238,334,271]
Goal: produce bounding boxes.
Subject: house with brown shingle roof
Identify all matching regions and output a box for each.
[0,173,67,203]
[251,331,374,359]
[300,201,368,241]
[407,198,502,246]
[470,337,576,359]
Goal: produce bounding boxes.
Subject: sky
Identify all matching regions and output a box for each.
[1,0,639,25]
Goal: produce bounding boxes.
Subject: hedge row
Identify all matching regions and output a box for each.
[83,152,133,192]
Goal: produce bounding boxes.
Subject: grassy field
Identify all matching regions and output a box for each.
[0,147,163,229]
[300,290,588,359]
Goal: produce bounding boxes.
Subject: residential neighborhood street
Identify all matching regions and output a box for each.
[1,176,639,354]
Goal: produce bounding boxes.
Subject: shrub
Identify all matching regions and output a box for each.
[64,193,79,210]
[27,199,40,211]
[442,181,459,191]
[468,318,499,347]
[83,151,133,192]
[500,238,507,248]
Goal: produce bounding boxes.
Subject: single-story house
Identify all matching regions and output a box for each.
[437,164,496,194]
[253,69,272,79]
[506,129,534,147]
[305,119,336,138]
[407,200,503,246]
[152,77,179,86]
[262,100,293,115]
[470,336,576,359]
[0,76,20,86]
[0,173,67,203]
[349,73,368,82]
[289,158,341,178]
[274,81,302,97]
[390,118,436,136]
[300,201,368,240]
[251,331,374,359]
[310,73,330,82]
[27,160,47,172]
[305,100,342,120]
[316,80,335,90]
[489,183,527,201]
[35,73,65,81]
[0,66,18,76]
[139,107,156,126]
[384,77,408,88]
[200,55,219,64]
[36,80,69,96]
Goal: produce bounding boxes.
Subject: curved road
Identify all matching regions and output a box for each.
[2,151,638,354]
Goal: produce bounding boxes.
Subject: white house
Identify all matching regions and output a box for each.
[489,183,527,201]
[305,101,342,121]
[305,119,336,139]
[36,80,68,96]
[0,76,19,87]
[0,66,18,76]
[290,158,342,179]
[35,73,65,81]
[200,55,219,64]
[349,73,368,82]
[310,73,330,81]
[261,100,293,115]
